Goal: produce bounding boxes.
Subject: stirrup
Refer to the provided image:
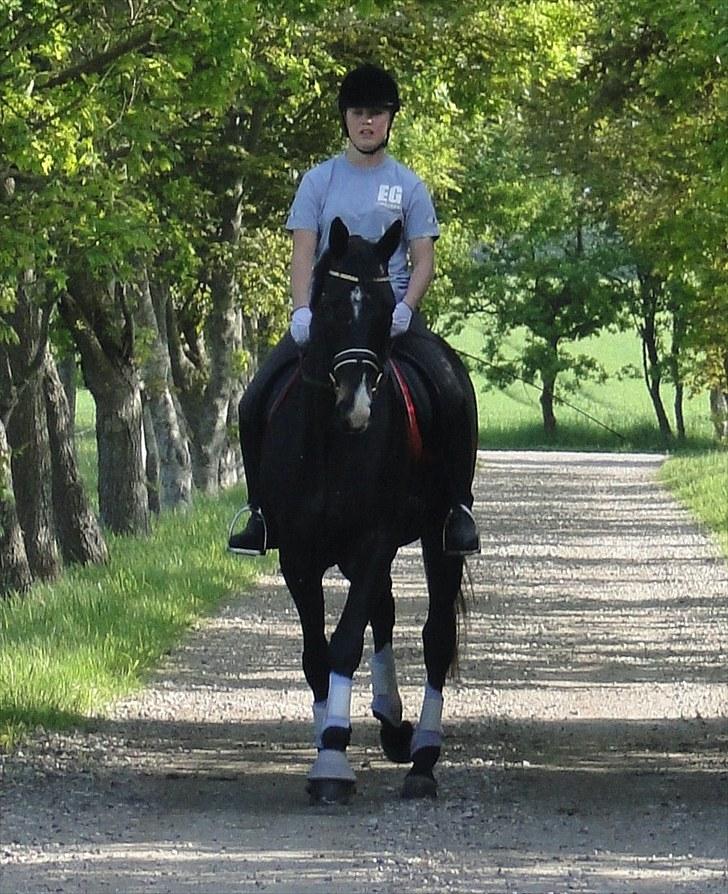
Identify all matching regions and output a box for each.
[227,504,268,556]
[442,504,480,556]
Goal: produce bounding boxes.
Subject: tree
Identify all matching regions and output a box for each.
[549,0,728,436]
[473,172,624,433]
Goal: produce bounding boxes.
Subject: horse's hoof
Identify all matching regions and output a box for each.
[307,778,356,805]
[378,718,414,764]
[401,770,438,800]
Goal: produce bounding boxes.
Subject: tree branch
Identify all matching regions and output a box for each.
[37,27,154,90]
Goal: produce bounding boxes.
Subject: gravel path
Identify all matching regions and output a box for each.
[2,450,727,894]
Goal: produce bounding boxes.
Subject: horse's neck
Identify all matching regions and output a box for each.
[300,380,335,458]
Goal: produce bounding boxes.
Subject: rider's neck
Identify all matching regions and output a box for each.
[345,144,387,169]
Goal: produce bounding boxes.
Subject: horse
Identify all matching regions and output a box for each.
[256,217,477,803]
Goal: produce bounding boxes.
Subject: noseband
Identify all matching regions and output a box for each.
[330,347,383,390]
[325,269,390,392]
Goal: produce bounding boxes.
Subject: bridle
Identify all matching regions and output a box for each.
[325,268,390,392]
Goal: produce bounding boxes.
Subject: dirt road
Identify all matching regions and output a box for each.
[2,451,727,893]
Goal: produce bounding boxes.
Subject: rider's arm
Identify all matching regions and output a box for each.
[291,229,318,310]
[403,236,435,311]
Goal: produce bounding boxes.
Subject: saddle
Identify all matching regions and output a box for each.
[388,358,427,462]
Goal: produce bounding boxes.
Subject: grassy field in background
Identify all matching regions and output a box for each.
[0,339,724,749]
[453,322,715,451]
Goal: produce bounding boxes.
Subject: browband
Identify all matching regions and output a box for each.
[327,269,390,284]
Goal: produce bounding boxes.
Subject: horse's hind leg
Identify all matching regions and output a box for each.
[368,577,413,764]
[402,527,464,799]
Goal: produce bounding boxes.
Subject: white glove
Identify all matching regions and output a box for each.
[290,306,312,346]
[390,301,413,337]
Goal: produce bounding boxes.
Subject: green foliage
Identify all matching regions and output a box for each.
[1,0,723,436]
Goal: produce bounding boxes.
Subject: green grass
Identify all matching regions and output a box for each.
[0,393,269,748]
[659,451,728,555]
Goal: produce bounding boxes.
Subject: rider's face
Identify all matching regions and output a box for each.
[345,107,392,152]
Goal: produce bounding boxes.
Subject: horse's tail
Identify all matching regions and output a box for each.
[449,560,473,679]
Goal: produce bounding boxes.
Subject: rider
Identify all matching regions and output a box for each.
[229,63,480,557]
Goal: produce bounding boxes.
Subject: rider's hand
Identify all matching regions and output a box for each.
[290,306,312,346]
[390,301,413,337]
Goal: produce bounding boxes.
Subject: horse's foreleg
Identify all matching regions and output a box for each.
[309,546,398,803]
[307,670,357,804]
[279,554,330,746]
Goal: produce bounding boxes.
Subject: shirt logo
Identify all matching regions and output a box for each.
[377,184,403,209]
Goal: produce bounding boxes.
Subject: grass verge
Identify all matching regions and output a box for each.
[659,450,728,556]
[0,487,272,750]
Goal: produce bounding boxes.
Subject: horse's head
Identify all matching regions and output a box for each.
[309,217,401,432]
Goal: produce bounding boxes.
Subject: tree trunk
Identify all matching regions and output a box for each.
[638,296,672,440]
[540,376,557,434]
[674,383,685,442]
[135,271,192,510]
[5,288,61,582]
[538,336,559,435]
[709,388,728,441]
[670,309,686,441]
[56,354,78,433]
[185,266,238,493]
[636,273,672,440]
[0,418,33,598]
[60,274,149,536]
[168,187,242,494]
[219,393,243,489]
[42,352,109,566]
[142,398,161,515]
[641,330,672,440]
[94,381,149,535]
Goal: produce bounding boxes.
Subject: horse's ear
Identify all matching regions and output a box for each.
[376,219,403,264]
[329,217,349,258]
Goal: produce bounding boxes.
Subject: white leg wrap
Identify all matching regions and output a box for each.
[370,644,402,725]
[323,672,352,731]
[411,683,444,754]
[312,700,327,750]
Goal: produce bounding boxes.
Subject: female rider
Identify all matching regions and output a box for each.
[229,63,480,557]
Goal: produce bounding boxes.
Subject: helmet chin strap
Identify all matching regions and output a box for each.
[343,115,393,157]
[351,137,389,156]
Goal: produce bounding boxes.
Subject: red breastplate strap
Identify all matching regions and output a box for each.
[390,359,423,462]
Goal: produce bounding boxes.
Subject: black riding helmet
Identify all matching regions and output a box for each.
[338,63,400,154]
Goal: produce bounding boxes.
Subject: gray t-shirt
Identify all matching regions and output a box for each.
[286,154,439,302]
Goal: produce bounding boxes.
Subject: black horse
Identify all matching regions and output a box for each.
[257,217,477,803]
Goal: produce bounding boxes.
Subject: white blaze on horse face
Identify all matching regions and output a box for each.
[350,286,363,322]
[347,372,371,431]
